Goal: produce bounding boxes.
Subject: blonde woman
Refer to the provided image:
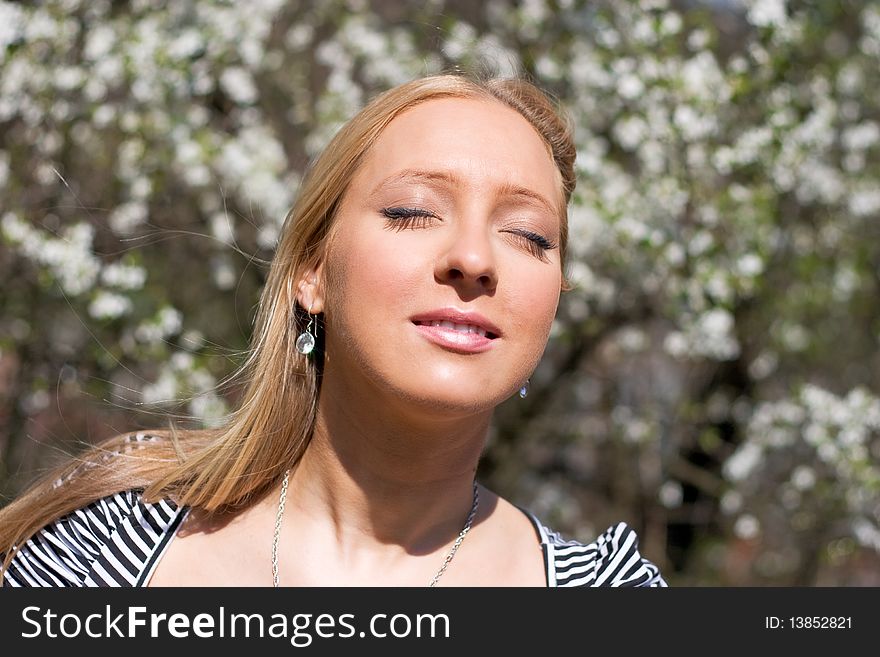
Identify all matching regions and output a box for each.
[1,73,666,587]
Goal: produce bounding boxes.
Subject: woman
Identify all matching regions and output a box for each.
[1,73,666,587]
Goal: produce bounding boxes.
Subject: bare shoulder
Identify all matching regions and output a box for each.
[446,485,546,586]
[477,485,541,544]
[148,484,548,587]
[147,498,277,587]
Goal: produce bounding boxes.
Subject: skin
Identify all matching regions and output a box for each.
[149,96,564,586]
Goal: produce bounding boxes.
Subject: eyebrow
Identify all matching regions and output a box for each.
[370,168,558,217]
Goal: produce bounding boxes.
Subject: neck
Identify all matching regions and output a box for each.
[284,371,491,553]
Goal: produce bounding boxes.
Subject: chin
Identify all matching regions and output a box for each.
[389,380,505,417]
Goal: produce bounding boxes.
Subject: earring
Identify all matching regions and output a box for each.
[519,379,529,399]
[295,302,316,355]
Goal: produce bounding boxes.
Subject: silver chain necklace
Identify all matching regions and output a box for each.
[271,469,479,587]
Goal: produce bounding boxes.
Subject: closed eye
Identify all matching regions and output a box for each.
[504,229,557,261]
[381,207,439,231]
[382,207,557,262]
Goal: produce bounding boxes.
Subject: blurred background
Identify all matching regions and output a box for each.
[1,0,879,586]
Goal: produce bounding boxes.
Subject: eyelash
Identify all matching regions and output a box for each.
[381,206,437,230]
[380,207,557,259]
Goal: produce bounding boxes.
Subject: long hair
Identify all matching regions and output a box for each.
[0,72,577,573]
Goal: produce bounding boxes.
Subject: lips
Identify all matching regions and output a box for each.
[409,308,501,354]
[409,308,502,339]
[413,319,492,338]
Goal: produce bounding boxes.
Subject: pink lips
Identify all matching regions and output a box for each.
[410,308,501,354]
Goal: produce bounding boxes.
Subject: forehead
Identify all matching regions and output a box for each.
[351,96,561,209]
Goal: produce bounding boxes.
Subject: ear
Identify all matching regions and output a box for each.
[294,259,325,314]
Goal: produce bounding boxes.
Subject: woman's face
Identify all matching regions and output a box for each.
[318,96,564,417]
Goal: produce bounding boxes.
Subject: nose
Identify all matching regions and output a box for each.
[434,218,498,296]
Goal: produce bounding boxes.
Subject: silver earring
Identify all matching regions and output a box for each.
[519,379,529,399]
[295,302,316,355]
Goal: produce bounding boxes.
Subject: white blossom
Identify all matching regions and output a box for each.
[779,323,809,352]
[168,29,203,60]
[613,115,648,150]
[220,67,257,105]
[734,513,760,539]
[745,0,788,30]
[0,2,24,56]
[687,230,714,257]
[698,309,740,359]
[687,28,710,51]
[730,126,774,167]
[158,307,182,335]
[720,490,743,515]
[673,104,717,141]
[791,466,816,491]
[663,331,688,359]
[442,21,477,60]
[88,290,132,320]
[20,389,50,414]
[109,201,148,235]
[285,23,314,50]
[848,188,880,217]
[852,518,880,551]
[705,272,733,304]
[748,350,778,380]
[659,481,683,508]
[257,224,280,250]
[214,124,292,220]
[211,256,237,290]
[101,262,147,290]
[659,12,682,36]
[666,309,740,361]
[189,392,228,428]
[842,121,880,151]
[617,73,645,100]
[2,214,100,295]
[210,212,236,245]
[680,51,727,104]
[616,326,648,353]
[179,329,205,351]
[141,368,178,405]
[832,266,859,302]
[795,160,845,205]
[134,306,182,344]
[171,351,194,371]
[664,243,686,267]
[736,253,764,277]
[565,261,596,291]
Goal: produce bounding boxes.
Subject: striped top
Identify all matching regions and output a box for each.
[3,489,667,588]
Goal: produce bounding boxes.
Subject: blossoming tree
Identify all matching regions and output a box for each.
[1,0,878,584]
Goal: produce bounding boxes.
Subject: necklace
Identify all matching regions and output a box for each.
[271,469,479,587]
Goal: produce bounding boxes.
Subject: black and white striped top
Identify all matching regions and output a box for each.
[3,489,667,587]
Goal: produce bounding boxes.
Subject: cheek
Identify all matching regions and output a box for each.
[326,228,423,319]
[508,270,561,341]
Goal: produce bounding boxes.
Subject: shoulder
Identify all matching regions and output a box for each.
[2,488,186,587]
[526,513,668,587]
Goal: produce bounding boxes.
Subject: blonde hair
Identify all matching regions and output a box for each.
[0,72,577,574]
